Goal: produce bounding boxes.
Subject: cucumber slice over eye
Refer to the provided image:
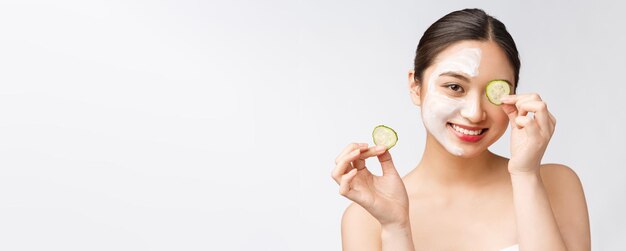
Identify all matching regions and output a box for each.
[372,125,398,150]
[485,80,511,105]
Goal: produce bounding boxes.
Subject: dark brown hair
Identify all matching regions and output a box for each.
[413,8,520,90]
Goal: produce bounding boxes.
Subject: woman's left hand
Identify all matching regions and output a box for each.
[500,93,557,175]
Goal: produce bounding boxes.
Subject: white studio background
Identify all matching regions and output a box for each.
[0,0,624,250]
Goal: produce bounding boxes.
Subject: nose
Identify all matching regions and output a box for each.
[460,96,486,123]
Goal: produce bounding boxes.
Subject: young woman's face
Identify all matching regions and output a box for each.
[416,40,515,157]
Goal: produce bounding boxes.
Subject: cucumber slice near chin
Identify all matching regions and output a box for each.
[486,80,511,105]
[372,125,398,150]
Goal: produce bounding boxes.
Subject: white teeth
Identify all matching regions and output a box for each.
[451,124,483,136]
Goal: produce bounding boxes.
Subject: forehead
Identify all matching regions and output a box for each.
[433,40,485,61]
[430,40,515,81]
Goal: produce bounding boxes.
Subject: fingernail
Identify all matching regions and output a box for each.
[375,145,387,151]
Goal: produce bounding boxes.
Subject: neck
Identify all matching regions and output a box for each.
[410,134,502,189]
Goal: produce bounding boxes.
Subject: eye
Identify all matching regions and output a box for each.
[446,83,465,93]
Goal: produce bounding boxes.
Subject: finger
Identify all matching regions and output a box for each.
[353,157,366,170]
[501,93,544,127]
[501,93,542,106]
[518,93,542,102]
[515,115,540,136]
[335,143,368,164]
[362,145,388,158]
[499,94,518,105]
[377,150,398,176]
[511,95,539,117]
[332,149,359,184]
[548,112,557,133]
[504,93,542,104]
[354,145,388,170]
[516,100,551,134]
[339,168,358,198]
[501,103,518,127]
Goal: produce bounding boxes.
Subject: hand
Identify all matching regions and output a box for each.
[501,93,557,174]
[331,143,410,226]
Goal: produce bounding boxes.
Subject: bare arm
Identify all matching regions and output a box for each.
[510,169,565,250]
[543,164,590,250]
[341,203,415,251]
[511,164,590,251]
[380,222,415,251]
[341,203,380,251]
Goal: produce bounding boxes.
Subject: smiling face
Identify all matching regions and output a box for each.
[410,40,515,157]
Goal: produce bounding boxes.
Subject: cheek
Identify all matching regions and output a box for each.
[422,93,463,123]
[488,107,510,129]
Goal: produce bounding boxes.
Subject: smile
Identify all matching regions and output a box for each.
[447,123,487,142]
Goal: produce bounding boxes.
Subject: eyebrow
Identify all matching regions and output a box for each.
[439,71,471,82]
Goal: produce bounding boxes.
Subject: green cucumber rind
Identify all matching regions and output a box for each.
[372,125,398,150]
[485,80,511,105]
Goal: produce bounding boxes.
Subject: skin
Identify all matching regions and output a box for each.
[331,40,590,250]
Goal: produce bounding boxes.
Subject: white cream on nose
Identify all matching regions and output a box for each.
[460,97,485,122]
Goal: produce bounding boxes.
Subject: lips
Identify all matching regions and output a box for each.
[447,123,487,142]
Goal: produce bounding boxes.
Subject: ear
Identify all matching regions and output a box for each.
[408,70,422,107]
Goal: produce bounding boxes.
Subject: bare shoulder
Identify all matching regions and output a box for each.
[539,163,587,198]
[341,203,381,251]
[540,163,581,183]
[539,163,591,250]
[538,163,586,207]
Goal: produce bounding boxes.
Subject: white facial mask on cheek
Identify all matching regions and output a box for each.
[421,48,482,156]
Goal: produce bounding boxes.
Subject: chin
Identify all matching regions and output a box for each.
[447,146,488,158]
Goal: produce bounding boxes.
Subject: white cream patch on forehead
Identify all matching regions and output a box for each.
[421,47,482,156]
[430,47,482,81]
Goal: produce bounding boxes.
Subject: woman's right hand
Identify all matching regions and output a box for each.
[331,143,410,226]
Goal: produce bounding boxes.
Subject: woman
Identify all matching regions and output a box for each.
[331,8,590,251]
